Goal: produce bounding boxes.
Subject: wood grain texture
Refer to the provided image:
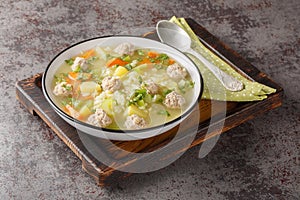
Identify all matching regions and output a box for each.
[15,18,283,186]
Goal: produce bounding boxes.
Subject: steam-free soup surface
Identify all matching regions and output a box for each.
[52,43,194,130]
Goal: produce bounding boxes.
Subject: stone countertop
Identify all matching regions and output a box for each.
[0,0,299,199]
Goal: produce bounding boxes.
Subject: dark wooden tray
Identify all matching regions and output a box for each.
[16,18,283,186]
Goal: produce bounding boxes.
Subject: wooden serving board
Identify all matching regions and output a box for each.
[16,18,283,186]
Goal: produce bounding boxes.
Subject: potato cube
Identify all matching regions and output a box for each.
[79,105,92,118]
[128,105,147,118]
[114,66,128,77]
[80,81,100,96]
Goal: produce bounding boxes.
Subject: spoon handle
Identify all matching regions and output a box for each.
[186,48,244,91]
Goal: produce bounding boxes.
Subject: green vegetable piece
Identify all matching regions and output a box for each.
[61,100,68,106]
[73,65,82,73]
[72,99,83,109]
[77,73,90,81]
[154,64,163,70]
[157,54,169,61]
[79,105,92,118]
[162,89,173,97]
[149,58,156,63]
[137,49,144,56]
[134,64,148,71]
[157,110,170,117]
[121,55,131,62]
[124,64,133,71]
[86,56,98,64]
[137,99,145,107]
[152,94,163,103]
[65,58,74,65]
[54,73,67,83]
[66,85,72,91]
[144,94,152,103]
[138,76,143,84]
[178,80,195,94]
[129,88,148,106]
[61,97,74,107]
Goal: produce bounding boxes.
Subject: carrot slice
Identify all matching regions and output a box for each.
[65,77,73,84]
[168,59,175,65]
[79,95,94,101]
[106,58,128,67]
[138,58,152,65]
[147,51,159,58]
[81,49,95,59]
[68,72,92,81]
[63,106,71,116]
[68,72,78,80]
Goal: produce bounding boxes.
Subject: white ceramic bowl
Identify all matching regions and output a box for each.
[42,36,203,141]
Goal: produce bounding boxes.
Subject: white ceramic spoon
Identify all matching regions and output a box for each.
[156,20,244,92]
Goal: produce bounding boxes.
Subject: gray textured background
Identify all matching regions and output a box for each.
[0,0,299,199]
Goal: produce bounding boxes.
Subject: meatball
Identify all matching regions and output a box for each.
[164,91,185,109]
[71,57,88,72]
[145,80,159,95]
[166,63,187,79]
[101,76,121,93]
[113,43,135,56]
[87,108,112,128]
[53,82,72,96]
[87,114,99,126]
[125,114,146,129]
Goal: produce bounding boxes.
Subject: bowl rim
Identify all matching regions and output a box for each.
[42,35,204,134]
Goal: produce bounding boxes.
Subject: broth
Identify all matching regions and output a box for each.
[52,43,194,130]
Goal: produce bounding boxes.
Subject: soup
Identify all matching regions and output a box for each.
[52,42,194,130]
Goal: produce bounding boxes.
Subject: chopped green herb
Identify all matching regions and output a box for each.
[124,64,133,71]
[62,84,72,91]
[138,76,143,84]
[149,58,156,63]
[157,54,169,61]
[178,80,195,94]
[162,89,173,96]
[86,56,98,64]
[144,93,152,103]
[106,54,114,60]
[189,81,195,88]
[73,65,82,73]
[137,49,144,56]
[61,97,73,106]
[137,99,145,107]
[152,94,163,103]
[91,73,102,84]
[154,64,163,70]
[66,85,72,91]
[121,55,131,62]
[77,73,90,81]
[54,73,67,83]
[129,88,147,106]
[61,100,68,106]
[91,108,96,113]
[158,110,170,117]
[65,58,74,65]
